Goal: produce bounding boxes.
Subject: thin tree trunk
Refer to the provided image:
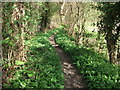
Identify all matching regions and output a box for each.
[106,32,116,64]
[59,2,65,24]
[20,3,25,61]
[0,2,2,89]
[76,3,85,45]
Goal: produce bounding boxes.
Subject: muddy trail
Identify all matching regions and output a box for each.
[48,35,87,88]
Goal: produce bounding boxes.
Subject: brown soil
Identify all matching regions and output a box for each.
[49,35,87,88]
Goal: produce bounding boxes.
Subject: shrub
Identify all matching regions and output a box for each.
[3,29,64,88]
[55,29,120,89]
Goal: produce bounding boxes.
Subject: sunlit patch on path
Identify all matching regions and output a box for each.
[49,35,86,88]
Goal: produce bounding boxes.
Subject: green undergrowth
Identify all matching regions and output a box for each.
[55,29,120,89]
[3,28,64,88]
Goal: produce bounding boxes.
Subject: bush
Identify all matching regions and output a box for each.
[55,29,120,89]
[3,29,64,88]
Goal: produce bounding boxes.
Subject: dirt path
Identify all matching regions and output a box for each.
[48,35,86,88]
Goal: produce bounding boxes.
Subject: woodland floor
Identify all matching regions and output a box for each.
[48,34,87,88]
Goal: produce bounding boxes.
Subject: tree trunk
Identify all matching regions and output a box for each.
[0,2,2,89]
[75,3,85,45]
[59,2,65,25]
[20,3,25,61]
[0,2,2,65]
[106,32,116,63]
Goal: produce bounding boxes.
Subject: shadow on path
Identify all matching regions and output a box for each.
[49,35,86,88]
